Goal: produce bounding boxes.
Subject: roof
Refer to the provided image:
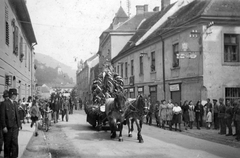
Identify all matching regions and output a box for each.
[113,0,240,62]
[9,0,37,44]
[112,4,174,61]
[112,12,155,32]
[115,6,128,18]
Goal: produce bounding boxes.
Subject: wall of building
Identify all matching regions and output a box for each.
[203,25,240,100]
[0,0,33,100]
[99,37,111,71]
[163,26,204,104]
[111,34,133,59]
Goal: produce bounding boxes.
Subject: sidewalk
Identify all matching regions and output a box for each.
[145,117,240,148]
[0,122,35,158]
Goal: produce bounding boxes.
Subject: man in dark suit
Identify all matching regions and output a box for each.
[0,90,9,154]
[0,89,21,158]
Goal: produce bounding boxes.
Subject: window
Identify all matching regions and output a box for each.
[19,37,23,61]
[117,65,119,74]
[13,25,19,55]
[173,43,179,67]
[140,56,143,75]
[114,66,116,73]
[131,60,134,76]
[121,63,123,77]
[25,45,27,67]
[125,62,128,78]
[5,4,9,46]
[224,34,240,62]
[225,87,240,104]
[151,51,155,71]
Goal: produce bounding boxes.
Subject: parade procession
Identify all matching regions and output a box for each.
[1,0,240,158]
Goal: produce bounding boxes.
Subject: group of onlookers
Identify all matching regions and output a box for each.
[145,97,240,141]
[0,89,73,158]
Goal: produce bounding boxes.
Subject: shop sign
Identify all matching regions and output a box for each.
[150,86,156,92]
[138,87,143,92]
[170,84,180,91]
[129,88,134,92]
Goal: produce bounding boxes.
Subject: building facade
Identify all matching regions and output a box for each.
[76,54,99,103]
[0,0,37,100]
[112,0,240,105]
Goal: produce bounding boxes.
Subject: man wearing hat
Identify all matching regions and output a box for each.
[0,88,21,158]
[0,90,9,154]
[213,99,219,130]
[218,98,226,135]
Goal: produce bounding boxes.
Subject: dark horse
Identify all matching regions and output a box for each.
[105,92,126,141]
[125,95,146,143]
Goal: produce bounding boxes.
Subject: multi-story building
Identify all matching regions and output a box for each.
[0,0,37,99]
[76,54,98,103]
[98,5,156,72]
[112,0,240,105]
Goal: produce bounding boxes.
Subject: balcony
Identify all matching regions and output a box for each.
[129,76,134,86]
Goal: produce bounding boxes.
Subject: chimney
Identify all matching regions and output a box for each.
[153,6,160,12]
[161,0,170,11]
[144,4,148,12]
[136,5,144,14]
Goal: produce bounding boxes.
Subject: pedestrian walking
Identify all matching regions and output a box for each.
[0,88,21,158]
[62,96,70,122]
[158,100,168,129]
[30,100,41,136]
[0,90,9,155]
[172,102,182,132]
[182,100,190,130]
[26,96,32,123]
[166,99,174,130]
[233,100,238,137]
[213,99,219,129]
[206,108,212,129]
[22,97,27,124]
[17,99,25,129]
[188,101,195,129]
[194,100,203,130]
[225,100,233,136]
[218,98,226,135]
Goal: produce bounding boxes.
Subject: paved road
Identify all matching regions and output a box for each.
[23,110,240,158]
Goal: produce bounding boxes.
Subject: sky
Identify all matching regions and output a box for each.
[26,0,176,70]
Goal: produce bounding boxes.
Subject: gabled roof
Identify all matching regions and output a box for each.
[112,4,174,61]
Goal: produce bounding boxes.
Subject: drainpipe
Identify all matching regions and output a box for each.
[159,35,166,99]
[162,38,166,100]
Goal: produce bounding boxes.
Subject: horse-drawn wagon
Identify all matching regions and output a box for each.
[84,103,107,130]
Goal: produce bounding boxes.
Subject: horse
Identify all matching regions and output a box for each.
[105,92,126,141]
[125,95,146,143]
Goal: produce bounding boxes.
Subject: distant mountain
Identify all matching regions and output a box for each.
[35,53,76,83]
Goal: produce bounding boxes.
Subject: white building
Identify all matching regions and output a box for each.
[0,0,37,99]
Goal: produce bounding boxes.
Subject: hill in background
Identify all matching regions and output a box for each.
[35,53,76,83]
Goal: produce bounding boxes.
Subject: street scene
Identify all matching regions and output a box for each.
[1,0,240,158]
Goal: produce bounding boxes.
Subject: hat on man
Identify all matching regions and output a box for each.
[8,88,18,96]
[3,90,9,97]
[213,99,217,102]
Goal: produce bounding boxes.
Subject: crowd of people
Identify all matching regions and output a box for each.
[0,88,74,158]
[145,97,240,141]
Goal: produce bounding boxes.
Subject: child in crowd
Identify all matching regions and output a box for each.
[206,108,212,129]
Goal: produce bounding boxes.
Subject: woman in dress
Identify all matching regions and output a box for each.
[188,100,195,129]
[172,102,182,132]
[182,100,190,130]
[158,100,168,129]
[194,100,203,130]
[26,96,32,123]
[166,99,174,130]
[30,100,41,136]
